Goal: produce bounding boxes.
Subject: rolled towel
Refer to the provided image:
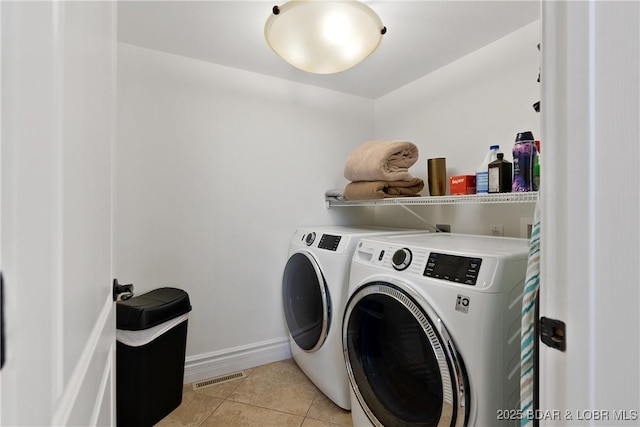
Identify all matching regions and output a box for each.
[344,178,424,200]
[344,140,419,182]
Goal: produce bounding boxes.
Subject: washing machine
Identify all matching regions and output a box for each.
[343,233,529,426]
[282,226,425,410]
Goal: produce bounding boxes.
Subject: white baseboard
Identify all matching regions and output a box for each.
[183,337,292,385]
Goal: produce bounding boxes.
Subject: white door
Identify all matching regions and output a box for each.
[1,1,117,425]
[540,1,639,424]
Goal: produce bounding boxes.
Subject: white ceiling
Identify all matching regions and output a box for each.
[117,1,540,99]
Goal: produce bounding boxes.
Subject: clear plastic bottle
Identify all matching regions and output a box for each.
[512,131,537,192]
[476,145,500,194]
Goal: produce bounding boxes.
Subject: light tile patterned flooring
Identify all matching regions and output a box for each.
[156,359,354,427]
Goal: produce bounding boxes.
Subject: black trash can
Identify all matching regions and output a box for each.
[116,287,192,427]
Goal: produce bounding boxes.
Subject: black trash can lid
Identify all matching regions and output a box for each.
[117,287,192,331]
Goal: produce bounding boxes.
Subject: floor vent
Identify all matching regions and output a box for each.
[192,371,247,391]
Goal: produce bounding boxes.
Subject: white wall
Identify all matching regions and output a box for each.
[115,43,375,378]
[372,21,541,236]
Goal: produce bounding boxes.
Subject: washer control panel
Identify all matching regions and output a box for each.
[352,234,529,291]
[423,253,482,286]
[353,239,499,289]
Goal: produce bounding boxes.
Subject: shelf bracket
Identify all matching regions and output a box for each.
[396,203,438,232]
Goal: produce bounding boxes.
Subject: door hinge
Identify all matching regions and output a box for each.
[539,317,566,352]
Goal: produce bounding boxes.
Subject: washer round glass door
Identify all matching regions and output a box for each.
[343,281,467,427]
[282,252,331,352]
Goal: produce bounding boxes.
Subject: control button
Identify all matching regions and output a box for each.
[305,232,316,246]
[423,264,434,277]
[392,248,412,271]
[378,250,385,261]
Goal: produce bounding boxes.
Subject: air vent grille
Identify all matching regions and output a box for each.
[192,371,247,391]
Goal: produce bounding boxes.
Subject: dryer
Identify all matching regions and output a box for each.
[343,233,528,426]
[282,226,424,410]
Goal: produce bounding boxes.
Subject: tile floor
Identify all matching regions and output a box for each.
[156,359,354,427]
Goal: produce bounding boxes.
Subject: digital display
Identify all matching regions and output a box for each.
[423,253,482,285]
[318,234,341,251]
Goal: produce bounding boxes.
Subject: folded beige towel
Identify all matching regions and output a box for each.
[344,140,419,182]
[344,178,425,200]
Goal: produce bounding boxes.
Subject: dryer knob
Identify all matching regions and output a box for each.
[392,248,412,270]
[305,232,316,246]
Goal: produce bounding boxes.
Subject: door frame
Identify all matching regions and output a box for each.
[1,1,118,425]
[539,1,640,422]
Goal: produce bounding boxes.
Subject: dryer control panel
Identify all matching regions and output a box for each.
[293,230,348,253]
[318,234,341,251]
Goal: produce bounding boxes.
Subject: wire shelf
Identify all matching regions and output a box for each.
[326,192,538,207]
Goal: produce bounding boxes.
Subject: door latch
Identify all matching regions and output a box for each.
[113,278,134,301]
[539,317,566,352]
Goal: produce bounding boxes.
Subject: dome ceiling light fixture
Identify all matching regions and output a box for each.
[264,0,387,74]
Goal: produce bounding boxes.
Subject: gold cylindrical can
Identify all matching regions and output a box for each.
[427,158,447,196]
